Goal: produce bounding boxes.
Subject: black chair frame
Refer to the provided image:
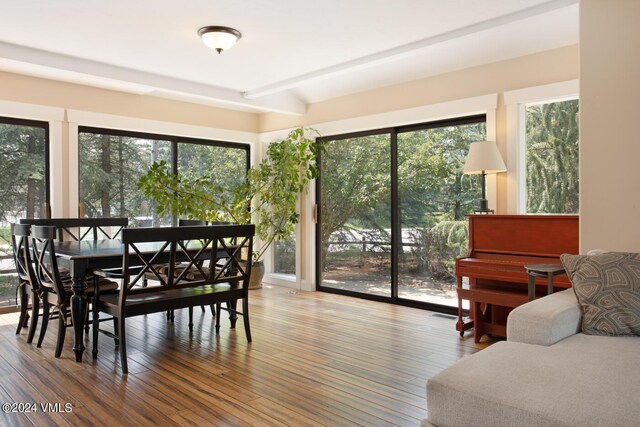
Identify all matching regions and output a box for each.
[12,224,41,342]
[30,225,118,358]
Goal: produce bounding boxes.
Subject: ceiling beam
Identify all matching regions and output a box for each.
[0,41,306,115]
[243,0,578,99]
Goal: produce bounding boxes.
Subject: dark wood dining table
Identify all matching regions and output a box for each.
[53,239,230,362]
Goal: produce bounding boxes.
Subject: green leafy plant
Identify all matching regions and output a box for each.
[138,127,321,261]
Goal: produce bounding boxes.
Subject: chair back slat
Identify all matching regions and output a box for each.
[11,224,30,281]
[30,225,67,301]
[11,224,40,294]
[122,224,253,243]
[19,218,128,241]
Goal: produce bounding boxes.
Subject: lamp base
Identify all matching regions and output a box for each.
[474,198,494,214]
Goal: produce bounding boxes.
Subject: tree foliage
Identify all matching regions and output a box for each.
[526,99,579,213]
[79,133,172,223]
[139,127,320,261]
[0,122,47,302]
[79,133,248,227]
[0,122,47,250]
[320,122,485,278]
[320,133,391,267]
[397,124,484,225]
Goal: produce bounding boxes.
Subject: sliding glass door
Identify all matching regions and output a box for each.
[397,122,485,307]
[317,132,391,297]
[317,116,485,311]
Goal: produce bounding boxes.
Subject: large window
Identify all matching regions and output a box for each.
[317,116,485,311]
[79,130,171,225]
[525,99,579,213]
[177,140,249,205]
[0,117,49,308]
[79,127,249,226]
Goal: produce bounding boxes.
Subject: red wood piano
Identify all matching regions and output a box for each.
[455,214,579,343]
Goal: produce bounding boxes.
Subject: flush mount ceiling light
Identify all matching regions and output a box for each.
[198,26,241,54]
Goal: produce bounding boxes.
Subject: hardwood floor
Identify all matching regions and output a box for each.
[0,286,490,426]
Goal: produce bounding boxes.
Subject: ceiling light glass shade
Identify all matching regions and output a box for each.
[463,141,507,174]
[198,26,241,53]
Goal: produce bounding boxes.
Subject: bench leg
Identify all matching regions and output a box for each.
[113,317,119,346]
[473,301,485,344]
[455,276,473,336]
[118,316,128,374]
[242,298,251,342]
[92,308,99,359]
[457,292,464,337]
[215,303,221,332]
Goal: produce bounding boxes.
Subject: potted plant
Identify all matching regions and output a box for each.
[138,127,321,288]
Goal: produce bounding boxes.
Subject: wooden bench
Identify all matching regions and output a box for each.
[458,282,551,342]
[92,224,255,374]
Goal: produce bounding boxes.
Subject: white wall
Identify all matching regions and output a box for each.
[579,0,640,252]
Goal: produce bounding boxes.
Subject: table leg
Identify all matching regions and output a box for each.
[71,275,87,362]
[547,274,554,295]
[527,273,536,302]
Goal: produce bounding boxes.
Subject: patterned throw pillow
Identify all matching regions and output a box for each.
[561,252,640,336]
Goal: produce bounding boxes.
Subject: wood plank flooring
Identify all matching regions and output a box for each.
[0,286,490,426]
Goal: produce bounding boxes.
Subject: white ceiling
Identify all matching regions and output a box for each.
[0,0,578,115]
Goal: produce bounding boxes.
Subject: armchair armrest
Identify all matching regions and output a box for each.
[507,289,582,346]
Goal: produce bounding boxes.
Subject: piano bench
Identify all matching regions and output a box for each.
[459,283,547,343]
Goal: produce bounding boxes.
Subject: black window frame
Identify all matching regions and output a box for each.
[315,114,486,314]
[77,126,251,223]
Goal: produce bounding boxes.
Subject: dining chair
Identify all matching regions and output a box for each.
[30,225,119,357]
[92,224,254,374]
[11,224,41,342]
[20,217,128,332]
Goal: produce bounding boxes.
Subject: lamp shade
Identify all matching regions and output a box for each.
[463,141,506,174]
